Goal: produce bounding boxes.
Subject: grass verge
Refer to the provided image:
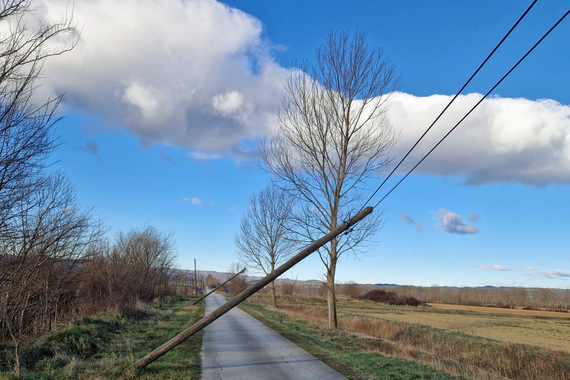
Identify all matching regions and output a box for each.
[0,297,203,380]
[240,301,465,380]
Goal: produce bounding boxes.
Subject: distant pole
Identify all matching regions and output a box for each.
[133,206,373,370]
[192,268,246,305]
[194,259,198,297]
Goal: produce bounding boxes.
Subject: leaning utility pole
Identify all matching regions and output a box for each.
[133,206,373,370]
[192,268,246,305]
[194,259,198,297]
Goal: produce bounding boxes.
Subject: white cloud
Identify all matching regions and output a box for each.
[122,82,160,119]
[40,0,284,155]
[388,93,570,185]
[35,1,570,187]
[437,209,479,235]
[538,269,570,279]
[191,197,202,205]
[181,197,189,202]
[190,151,223,161]
[476,264,512,271]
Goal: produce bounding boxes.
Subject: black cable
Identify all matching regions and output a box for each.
[356,0,539,215]
[373,7,570,209]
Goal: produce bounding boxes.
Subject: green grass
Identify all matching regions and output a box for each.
[240,302,465,380]
[0,297,203,380]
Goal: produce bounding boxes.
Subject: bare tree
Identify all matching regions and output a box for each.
[0,0,76,241]
[112,225,176,305]
[0,173,101,375]
[260,31,399,328]
[235,184,296,307]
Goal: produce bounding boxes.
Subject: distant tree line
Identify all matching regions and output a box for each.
[335,283,570,311]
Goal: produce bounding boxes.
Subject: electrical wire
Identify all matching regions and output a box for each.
[372,7,570,209]
[356,0,539,216]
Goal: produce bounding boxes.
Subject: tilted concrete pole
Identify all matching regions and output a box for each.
[133,206,373,370]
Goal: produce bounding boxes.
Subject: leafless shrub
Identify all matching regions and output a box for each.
[206,274,220,289]
[280,278,298,296]
[228,264,248,296]
[342,282,362,299]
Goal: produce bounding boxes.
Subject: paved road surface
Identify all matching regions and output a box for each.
[200,291,346,380]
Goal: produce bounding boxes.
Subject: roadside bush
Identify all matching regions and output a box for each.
[359,289,424,307]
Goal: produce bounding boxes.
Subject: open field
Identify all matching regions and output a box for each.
[244,294,570,379]
[427,303,569,318]
[340,301,570,353]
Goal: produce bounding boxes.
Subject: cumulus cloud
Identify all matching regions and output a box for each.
[388,93,570,186]
[191,197,202,205]
[35,2,570,186]
[181,197,189,202]
[399,214,424,232]
[437,209,479,235]
[538,269,570,279]
[476,264,512,271]
[40,0,284,157]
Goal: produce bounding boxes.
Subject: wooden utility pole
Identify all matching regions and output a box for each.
[194,259,198,297]
[133,206,373,370]
[193,268,246,305]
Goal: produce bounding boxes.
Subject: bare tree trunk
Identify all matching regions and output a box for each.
[326,240,338,329]
[270,280,278,308]
[14,342,20,377]
[326,268,338,329]
[270,259,278,308]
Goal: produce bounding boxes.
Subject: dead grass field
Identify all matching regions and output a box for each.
[346,302,570,353]
[248,295,570,379]
[428,302,570,318]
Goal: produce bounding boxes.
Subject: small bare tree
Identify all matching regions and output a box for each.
[112,225,176,306]
[235,184,296,307]
[227,263,248,296]
[261,31,399,328]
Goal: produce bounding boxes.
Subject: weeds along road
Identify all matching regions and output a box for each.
[200,291,346,380]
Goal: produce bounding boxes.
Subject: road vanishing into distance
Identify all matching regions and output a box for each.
[200,291,346,380]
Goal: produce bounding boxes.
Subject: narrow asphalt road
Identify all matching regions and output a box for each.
[200,291,346,380]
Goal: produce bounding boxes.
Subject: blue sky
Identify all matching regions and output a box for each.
[39,0,569,288]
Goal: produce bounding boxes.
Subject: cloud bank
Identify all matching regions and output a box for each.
[388,93,570,186]
[37,1,570,186]
[476,264,512,271]
[538,269,570,279]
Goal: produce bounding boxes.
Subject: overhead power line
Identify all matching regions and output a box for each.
[358,0,539,215]
[372,7,570,209]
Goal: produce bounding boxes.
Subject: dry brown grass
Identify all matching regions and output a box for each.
[428,303,569,318]
[248,294,570,380]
